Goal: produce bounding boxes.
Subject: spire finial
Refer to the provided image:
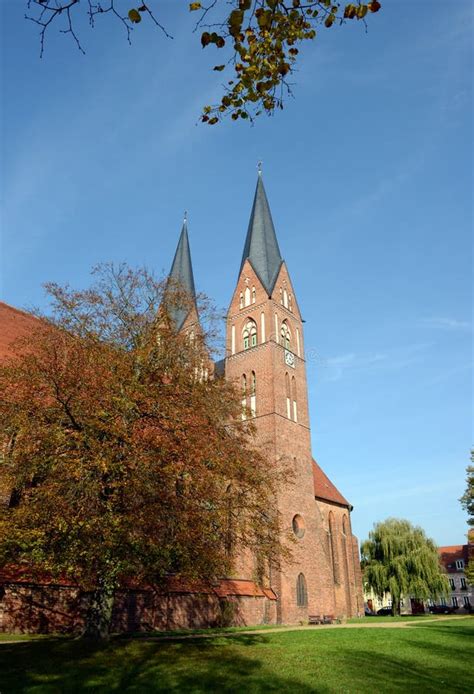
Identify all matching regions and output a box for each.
[257,160,263,176]
[184,210,187,223]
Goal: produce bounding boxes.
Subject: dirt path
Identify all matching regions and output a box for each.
[140,614,472,641]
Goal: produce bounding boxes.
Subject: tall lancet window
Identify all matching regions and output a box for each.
[329,512,340,584]
[239,292,244,310]
[285,373,291,419]
[283,289,289,309]
[243,319,257,350]
[341,514,350,594]
[281,321,291,349]
[241,374,247,420]
[244,287,251,307]
[252,286,256,304]
[291,376,297,422]
[250,371,256,418]
[296,573,308,607]
[289,294,293,312]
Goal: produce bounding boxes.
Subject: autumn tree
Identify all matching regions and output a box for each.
[0,264,289,639]
[460,452,474,584]
[361,518,449,616]
[25,0,381,123]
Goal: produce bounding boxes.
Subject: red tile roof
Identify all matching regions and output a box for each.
[0,565,77,586]
[438,544,468,571]
[312,459,350,507]
[0,301,39,361]
[0,566,277,600]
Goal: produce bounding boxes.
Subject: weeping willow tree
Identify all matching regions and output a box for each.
[361,518,449,616]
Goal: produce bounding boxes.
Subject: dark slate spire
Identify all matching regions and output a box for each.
[239,172,283,295]
[167,215,196,331]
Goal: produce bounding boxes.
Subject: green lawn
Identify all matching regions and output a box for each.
[0,619,472,693]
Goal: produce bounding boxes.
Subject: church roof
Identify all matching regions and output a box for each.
[0,301,39,361]
[240,173,283,295]
[167,218,197,331]
[312,459,351,508]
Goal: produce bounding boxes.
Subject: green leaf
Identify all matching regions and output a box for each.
[128,8,142,23]
[189,2,202,10]
[229,10,244,27]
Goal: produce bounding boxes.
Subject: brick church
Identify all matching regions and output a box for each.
[0,173,363,632]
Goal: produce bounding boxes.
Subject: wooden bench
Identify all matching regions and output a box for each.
[308,614,340,625]
[308,615,323,624]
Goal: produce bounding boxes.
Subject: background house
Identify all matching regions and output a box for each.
[438,541,473,613]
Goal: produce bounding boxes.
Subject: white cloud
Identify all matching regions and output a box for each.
[422,317,471,331]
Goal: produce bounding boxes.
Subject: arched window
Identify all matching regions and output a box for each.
[243,319,257,350]
[252,286,256,304]
[244,287,251,307]
[225,484,234,556]
[296,573,308,607]
[291,376,297,422]
[279,287,283,304]
[283,289,289,309]
[250,371,256,417]
[239,292,244,310]
[281,321,291,349]
[241,374,247,420]
[341,514,351,613]
[285,372,291,419]
[289,294,293,312]
[328,512,340,584]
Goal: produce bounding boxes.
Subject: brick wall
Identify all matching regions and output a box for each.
[0,584,277,634]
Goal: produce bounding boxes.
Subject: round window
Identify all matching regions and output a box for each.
[292,514,305,539]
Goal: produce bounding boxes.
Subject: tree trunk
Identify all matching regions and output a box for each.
[391,598,400,616]
[83,581,115,640]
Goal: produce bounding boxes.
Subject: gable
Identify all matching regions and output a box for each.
[312,459,350,508]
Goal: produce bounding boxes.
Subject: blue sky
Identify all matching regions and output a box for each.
[1,0,472,546]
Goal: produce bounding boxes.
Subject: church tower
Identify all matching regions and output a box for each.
[224,172,363,622]
[167,215,199,334]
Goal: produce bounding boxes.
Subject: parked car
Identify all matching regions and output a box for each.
[376,607,393,616]
[364,607,376,616]
[428,605,458,615]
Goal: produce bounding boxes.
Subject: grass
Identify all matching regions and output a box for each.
[123,623,289,639]
[0,633,53,642]
[0,618,472,693]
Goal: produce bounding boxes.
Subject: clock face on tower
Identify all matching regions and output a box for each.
[284,350,295,368]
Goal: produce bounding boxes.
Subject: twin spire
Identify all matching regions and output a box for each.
[239,172,283,296]
[167,215,197,331]
[167,173,283,329]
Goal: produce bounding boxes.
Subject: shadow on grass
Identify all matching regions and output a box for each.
[0,634,319,694]
[331,623,474,693]
[332,647,470,693]
[1,623,472,693]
